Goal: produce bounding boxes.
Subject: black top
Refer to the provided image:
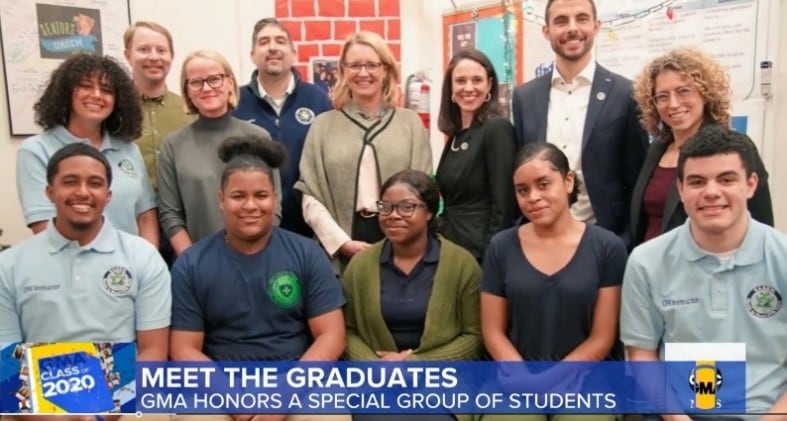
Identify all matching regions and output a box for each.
[629,122,774,249]
[436,116,517,260]
[379,237,440,351]
[482,224,627,361]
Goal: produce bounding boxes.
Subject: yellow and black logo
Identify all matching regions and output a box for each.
[688,361,724,410]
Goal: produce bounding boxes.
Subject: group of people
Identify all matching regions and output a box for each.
[0,0,785,420]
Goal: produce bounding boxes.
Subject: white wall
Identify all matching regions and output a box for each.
[0,0,784,245]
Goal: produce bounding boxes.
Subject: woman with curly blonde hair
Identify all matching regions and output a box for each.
[628,47,772,248]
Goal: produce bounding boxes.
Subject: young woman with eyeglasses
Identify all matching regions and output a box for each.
[295,32,432,274]
[341,170,481,421]
[157,50,283,256]
[628,47,772,248]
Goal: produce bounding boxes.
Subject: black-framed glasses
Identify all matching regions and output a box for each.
[186,74,229,92]
[343,62,384,73]
[376,200,426,217]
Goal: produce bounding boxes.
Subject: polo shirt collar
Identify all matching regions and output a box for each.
[380,236,440,265]
[679,215,763,266]
[51,124,119,152]
[257,73,295,100]
[46,218,117,254]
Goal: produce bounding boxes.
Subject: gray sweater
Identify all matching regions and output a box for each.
[157,112,281,242]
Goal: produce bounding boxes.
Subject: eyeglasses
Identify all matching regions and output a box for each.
[343,62,383,73]
[375,201,426,217]
[186,74,229,92]
[653,86,696,107]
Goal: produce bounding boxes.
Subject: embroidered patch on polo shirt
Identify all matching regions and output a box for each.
[746,285,782,318]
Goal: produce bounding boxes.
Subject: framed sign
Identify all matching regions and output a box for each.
[0,0,131,136]
[309,57,339,96]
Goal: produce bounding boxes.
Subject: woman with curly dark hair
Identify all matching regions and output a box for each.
[629,47,773,248]
[436,48,517,262]
[16,53,159,246]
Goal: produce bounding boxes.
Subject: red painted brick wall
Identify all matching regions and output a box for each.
[275,0,401,81]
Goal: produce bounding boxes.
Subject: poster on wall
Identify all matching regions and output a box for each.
[309,57,339,96]
[443,1,524,118]
[0,0,130,136]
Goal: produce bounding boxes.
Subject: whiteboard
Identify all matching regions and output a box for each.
[520,0,760,101]
[0,0,130,136]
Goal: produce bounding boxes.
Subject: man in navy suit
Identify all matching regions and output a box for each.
[512,0,647,244]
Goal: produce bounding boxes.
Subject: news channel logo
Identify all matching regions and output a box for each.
[688,361,724,410]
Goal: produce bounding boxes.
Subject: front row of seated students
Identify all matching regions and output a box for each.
[2,126,787,419]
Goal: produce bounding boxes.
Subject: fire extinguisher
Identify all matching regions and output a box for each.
[405,72,431,130]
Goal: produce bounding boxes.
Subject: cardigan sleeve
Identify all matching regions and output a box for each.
[341,261,382,361]
[407,111,434,174]
[409,250,482,361]
[749,149,774,226]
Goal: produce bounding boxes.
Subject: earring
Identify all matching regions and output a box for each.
[484,92,491,102]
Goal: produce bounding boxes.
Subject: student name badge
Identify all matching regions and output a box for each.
[0,342,137,414]
[664,342,746,413]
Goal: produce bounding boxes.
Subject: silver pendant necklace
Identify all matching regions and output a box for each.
[449,136,469,152]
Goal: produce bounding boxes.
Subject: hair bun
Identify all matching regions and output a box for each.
[218,135,286,168]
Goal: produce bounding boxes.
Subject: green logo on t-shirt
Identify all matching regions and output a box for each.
[268,271,301,308]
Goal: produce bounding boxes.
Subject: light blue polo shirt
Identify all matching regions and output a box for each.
[621,218,787,413]
[0,220,171,343]
[16,125,157,235]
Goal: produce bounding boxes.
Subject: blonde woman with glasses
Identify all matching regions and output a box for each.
[295,31,432,273]
[157,50,283,256]
[628,47,772,249]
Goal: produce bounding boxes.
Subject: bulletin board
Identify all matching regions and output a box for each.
[0,0,131,136]
[443,0,525,117]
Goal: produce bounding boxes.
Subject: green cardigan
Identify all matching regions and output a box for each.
[341,236,483,362]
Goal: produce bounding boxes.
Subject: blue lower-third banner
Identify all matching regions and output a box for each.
[133,361,746,415]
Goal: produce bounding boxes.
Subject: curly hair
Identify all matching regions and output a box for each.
[34,54,142,140]
[332,31,400,109]
[438,48,502,137]
[633,47,731,143]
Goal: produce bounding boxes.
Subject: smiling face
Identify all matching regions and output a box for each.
[342,42,387,104]
[378,183,432,247]
[124,26,173,85]
[542,0,599,62]
[184,56,234,117]
[70,72,115,128]
[46,155,112,232]
[514,156,574,227]
[219,169,277,243]
[451,58,492,119]
[678,152,756,238]
[654,69,706,141]
[250,24,295,78]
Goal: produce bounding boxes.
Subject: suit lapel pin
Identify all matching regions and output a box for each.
[596,92,606,101]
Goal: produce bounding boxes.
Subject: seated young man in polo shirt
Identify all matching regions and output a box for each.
[0,143,171,421]
[620,126,785,420]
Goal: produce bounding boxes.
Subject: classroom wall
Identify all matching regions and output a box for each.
[0,0,784,246]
